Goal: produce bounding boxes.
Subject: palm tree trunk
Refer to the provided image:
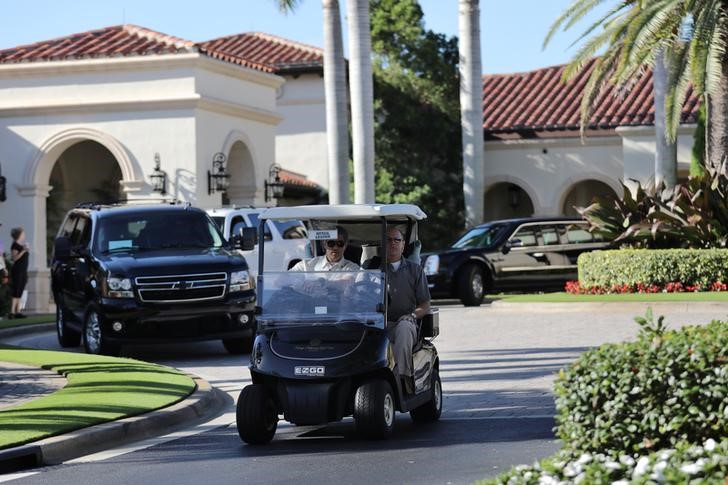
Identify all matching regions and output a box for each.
[322,0,349,204]
[653,47,677,188]
[459,0,485,226]
[708,56,728,170]
[346,0,375,204]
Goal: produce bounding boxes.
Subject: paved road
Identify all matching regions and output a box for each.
[4,302,728,484]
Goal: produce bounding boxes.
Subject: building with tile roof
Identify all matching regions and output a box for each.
[0,25,327,312]
[479,60,699,221]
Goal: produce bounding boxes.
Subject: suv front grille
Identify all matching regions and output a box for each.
[135,273,227,303]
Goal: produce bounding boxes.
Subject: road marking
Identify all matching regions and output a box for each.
[0,472,38,483]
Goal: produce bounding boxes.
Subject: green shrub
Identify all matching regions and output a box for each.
[554,313,727,455]
[483,438,728,484]
[578,249,728,289]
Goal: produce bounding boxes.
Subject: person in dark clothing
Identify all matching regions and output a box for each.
[10,227,29,318]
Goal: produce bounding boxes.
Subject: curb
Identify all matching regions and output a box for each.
[488,300,728,313]
[0,322,55,340]
[0,373,228,473]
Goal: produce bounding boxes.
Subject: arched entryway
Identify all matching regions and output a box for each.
[222,140,256,206]
[561,179,618,216]
[46,140,124,261]
[483,183,535,221]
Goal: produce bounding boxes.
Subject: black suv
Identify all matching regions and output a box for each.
[51,203,257,355]
[421,217,610,306]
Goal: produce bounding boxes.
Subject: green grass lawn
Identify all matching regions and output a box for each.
[490,291,728,303]
[0,313,55,330]
[0,347,195,450]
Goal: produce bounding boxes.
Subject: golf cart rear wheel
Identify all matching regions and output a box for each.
[354,380,395,439]
[222,337,253,355]
[410,369,442,423]
[236,384,278,444]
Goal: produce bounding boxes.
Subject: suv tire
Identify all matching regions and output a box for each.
[410,369,442,422]
[236,384,278,444]
[56,304,81,348]
[458,263,486,306]
[222,337,253,355]
[354,380,395,439]
[83,308,120,356]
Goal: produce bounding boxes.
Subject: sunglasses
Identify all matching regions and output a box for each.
[387,237,403,243]
[325,240,346,248]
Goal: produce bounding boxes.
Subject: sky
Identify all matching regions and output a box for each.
[0,0,609,74]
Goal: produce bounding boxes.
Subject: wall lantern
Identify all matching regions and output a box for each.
[150,153,167,195]
[507,184,520,210]
[208,152,230,195]
[0,163,6,202]
[264,163,285,204]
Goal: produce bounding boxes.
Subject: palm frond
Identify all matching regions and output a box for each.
[544,0,605,49]
[665,41,693,141]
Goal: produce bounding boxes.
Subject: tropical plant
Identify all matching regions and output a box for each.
[545,0,728,171]
[275,0,350,204]
[458,0,484,227]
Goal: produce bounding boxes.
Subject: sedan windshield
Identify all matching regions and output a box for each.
[451,224,507,249]
[95,211,225,254]
[258,271,385,328]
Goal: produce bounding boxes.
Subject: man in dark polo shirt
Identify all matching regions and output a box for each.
[385,226,431,394]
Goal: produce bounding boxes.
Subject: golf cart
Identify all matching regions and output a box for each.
[236,204,441,444]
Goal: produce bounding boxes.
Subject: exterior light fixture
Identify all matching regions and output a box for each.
[264,163,285,204]
[208,152,230,195]
[150,153,167,195]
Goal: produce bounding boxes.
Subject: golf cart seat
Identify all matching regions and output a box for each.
[360,240,422,270]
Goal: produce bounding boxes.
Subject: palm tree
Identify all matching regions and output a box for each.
[275,0,350,204]
[347,0,376,204]
[459,0,484,226]
[653,46,677,187]
[544,0,728,172]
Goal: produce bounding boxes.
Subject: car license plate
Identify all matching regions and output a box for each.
[294,366,325,376]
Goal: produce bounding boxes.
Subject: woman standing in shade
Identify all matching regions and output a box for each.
[9,227,29,318]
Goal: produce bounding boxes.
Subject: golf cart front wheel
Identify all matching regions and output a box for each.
[410,369,442,422]
[236,384,278,444]
[354,380,395,439]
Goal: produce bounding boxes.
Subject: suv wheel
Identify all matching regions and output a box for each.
[222,337,253,355]
[354,380,395,439]
[236,384,278,444]
[56,304,81,348]
[410,369,442,423]
[83,309,120,356]
[458,264,486,306]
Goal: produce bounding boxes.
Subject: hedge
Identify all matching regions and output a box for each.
[578,249,728,289]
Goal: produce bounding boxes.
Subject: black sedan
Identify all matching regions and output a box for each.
[421,217,610,306]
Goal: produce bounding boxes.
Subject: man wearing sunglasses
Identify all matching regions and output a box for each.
[290,225,359,272]
[385,226,431,395]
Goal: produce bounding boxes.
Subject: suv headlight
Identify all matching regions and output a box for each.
[424,255,440,276]
[106,277,133,298]
[230,270,252,292]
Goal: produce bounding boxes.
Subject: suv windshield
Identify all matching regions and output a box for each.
[95,211,224,254]
[258,271,385,328]
[451,224,507,249]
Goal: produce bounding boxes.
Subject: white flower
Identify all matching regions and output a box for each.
[619,455,635,467]
[576,453,592,465]
[704,438,717,452]
[611,481,630,485]
[574,472,586,484]
[632,456,650,478]
[680,458,706,475]
[657,450,675,461]
[604,460,621,471]
[650,460,667,481]
[538,474,558,485]
[563,461,583,478]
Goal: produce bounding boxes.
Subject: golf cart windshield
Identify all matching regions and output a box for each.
[258,270,385,328]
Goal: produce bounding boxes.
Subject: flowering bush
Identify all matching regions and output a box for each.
[482,438,728,484]
[555,314,727,454]
[564,280,719,294]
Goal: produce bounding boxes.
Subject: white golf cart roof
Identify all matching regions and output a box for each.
[259,204,427,221]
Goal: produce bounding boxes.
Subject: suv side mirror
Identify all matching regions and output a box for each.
[235,227,257,251]
[501,238,522,254]
[54,236,72,262]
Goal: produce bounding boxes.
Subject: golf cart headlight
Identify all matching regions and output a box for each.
[106,277,133,298]
[230,270,252,292]
[424,255,440,275]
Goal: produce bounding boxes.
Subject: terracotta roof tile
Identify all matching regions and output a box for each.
[483,59,700,137]
[0,25,323,75]
[279,169,321,190]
